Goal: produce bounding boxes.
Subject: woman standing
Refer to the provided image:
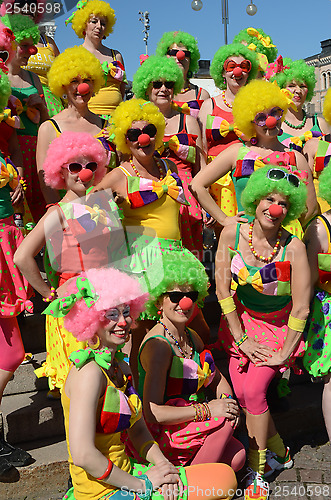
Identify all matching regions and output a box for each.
[132,55,204,260]
[216,166,310,499]
[155,30,210,118]
[66,0,125,119]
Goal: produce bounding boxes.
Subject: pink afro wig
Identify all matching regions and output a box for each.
[0,21,16,64]
[64,268,148,341]
[43,131,108,189]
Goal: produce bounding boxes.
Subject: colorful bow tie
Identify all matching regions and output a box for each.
[158,134,197,163]
[247,28,276,48]
[290,131,313,149]
[43,277,97,317]
[0,157,19,189]
[101,60,125,83]
[69,347,113,370]
[0,108,21,129]
[172,101,191,115]
[218,118,243,139]
[128,170,188,209]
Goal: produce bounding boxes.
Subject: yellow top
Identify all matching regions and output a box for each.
[25,36,56,87]
[88,73,122,117]
[118,165,181,240]
[317,215,331,293]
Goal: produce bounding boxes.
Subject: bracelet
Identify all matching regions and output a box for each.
[287,315,306,333]
[138,474,154,500]
[96,458,113,481]
[42,287,56,303]
[202,402,211,420]
[139,440,159,458]
[234,333,248,347]
[220,393,233,399]
[219,296,236,315]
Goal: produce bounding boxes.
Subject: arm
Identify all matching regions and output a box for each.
[36,120,61,204]
[47,37,60,57]
[27,72,49,123]
[185,115,204,174]
[189,143,247,226]
[197,98,213,162]
[303,218,328,294]
[199,88,210,101]
[8,130,24,206]
[294,151,318,226]
[316,115,331,136]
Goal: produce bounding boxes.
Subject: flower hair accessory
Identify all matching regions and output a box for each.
[246,28,276,48]
[265,55,289,80]
[43,277,98,317]
[65,0,88,25]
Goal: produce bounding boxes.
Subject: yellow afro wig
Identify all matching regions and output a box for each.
[71,0,116,39]
[48,46,104,97]
[110,99,165,155]
[232,80,291,139]
[323,88,331,126]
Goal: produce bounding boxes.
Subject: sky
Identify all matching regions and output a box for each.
[52,0,331,81]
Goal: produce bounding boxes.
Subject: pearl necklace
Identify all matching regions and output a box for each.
[221,90,233,109]
[130,159,164,180]
[248,222,282,263]
[159,321,192,358]
[284,110,307,129]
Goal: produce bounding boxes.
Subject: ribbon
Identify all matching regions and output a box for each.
[0,108,21,129]
[65,0,88,25]
[247,28,276,48]
[172,101,191,115]
[43,276,97,317]
[236,265,264,293]
[69,347,113,370]
[101,60,125,83]
[282,164,309,185]
[158,135,196,163]
[0,157,19,189]
[265,55,289,80]
[290,131,313,149]
[218,118,243,139]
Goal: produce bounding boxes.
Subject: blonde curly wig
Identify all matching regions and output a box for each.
[323,88,331,125]
[71,0,116,39]
[110,99,165,155]
[232,80,290,139]
[47,46,103,97]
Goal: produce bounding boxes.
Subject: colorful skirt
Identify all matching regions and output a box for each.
[34,315,87,391]
[218,297,305,373]
[303,289,331,377]
[0,215,33,317]
[63,458,188,500]
[42,84,64,118]
[17,135,46,222]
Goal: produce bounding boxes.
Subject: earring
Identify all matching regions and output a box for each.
[62,93,67,100]
[278,129,283,136]
[157,310,162,316]
[250,137,258,145]
[89,336,100,350]
[223,77,226,85]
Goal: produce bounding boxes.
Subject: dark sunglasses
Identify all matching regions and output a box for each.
[253,107,284,127]
[167,291,199,303]
[63,162,98,174]
[223,59,252,73]
[152,81,175,90]
[126,123,157,142]
[267,168,300,188]
[167,49,191,58]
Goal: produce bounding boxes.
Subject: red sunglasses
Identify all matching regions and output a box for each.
[223,59,252,73]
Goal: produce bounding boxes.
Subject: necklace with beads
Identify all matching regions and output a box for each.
[130,159,164,180]
[180,86,190,94]
[221,90,233,109]
[159,321,192,358]
[248,222,282,263]
[284,110,307,129]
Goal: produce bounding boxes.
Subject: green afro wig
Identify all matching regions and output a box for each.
[132,55,184,100]
[232,27,277,63]
[232,79,290,139]
[318,162,331,206]
[70,0,116,39]
[155,31,200,75]
[144,250,209,320]
[323,88,331,125]
[47,46,103,97]
[241,165,307,225]
[110,99,165,155]
[270,58,316,102]
[0,69,11,113]
[210,42,259,90]
[1,13,39,44]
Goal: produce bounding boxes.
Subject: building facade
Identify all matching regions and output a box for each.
[305,39,331,115]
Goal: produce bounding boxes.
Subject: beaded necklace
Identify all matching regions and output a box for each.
[180,86,190,94]
[221,90,233,109]
[248,222,282,263]
[130,159,164,180]
[158,321,192,358]
[284,110,307,129]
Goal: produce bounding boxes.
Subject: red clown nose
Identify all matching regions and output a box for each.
[176,50,186,61]
[79,169,94,182]
[269,204,283,218]
[233,67,243,77]
[28,46,38,56]
[77,82,90,95]
[138,133,151,147]
[265,116,278,129]
[179,297,193,311]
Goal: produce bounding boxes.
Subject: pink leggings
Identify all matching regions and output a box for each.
[0,317,25,372]
[191,419,246,472]
[229,357,279,415]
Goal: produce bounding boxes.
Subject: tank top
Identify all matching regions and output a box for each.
[160,113,198,166]
[205,98,240,158]
[11,71,39,136]
[172,84,205,118]
[25,35,56,87]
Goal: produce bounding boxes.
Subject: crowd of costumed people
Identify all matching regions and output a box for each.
[0,2,330,500]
